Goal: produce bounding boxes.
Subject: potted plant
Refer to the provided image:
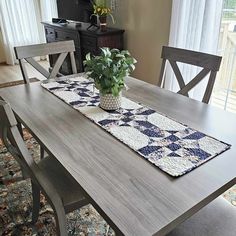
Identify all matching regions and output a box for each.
[91,0,115,31]
[84,47,137,110]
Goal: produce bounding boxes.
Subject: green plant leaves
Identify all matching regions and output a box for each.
[83,47,137,97]
[85,53,91,61]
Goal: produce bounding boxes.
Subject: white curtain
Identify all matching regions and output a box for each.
[39,0,58,46]
[165,0,223,101]
[0,0,58,65]
[40,0,58,22]
[0,0,43,65]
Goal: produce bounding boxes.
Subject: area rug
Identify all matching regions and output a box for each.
[0,129,115,236]
[42,76,230,177]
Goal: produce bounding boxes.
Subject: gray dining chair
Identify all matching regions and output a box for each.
[14,40,78,160]
[158,46,222,103]
[168,196,236,236]
[0,100,120,236]
[14,40,78,84]
[0,100,87,235]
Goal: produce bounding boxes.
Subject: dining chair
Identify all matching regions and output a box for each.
[0,100,87,235]
[14,40,78,160]
[168,196,236,236]
[14,40,78,84]
[158,46,222,103]
[0,100,122,236]
[0,100,120,236]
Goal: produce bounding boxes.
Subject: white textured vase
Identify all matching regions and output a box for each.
[100,92,122,110]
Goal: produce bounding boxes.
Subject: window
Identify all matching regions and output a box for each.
[211,0,236,113]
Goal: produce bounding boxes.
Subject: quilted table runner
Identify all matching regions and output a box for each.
[41,76,231,177]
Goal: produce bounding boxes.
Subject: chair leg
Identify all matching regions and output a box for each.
[114,231,124,236]
[31,180,41,224]
[16,120,29,179]
[40,145,45,159]
[17,120,24,137]
[54,207,68,236]
[17,117,45,161]
[22,169,29,180]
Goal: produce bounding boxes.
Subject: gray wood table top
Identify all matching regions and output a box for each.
[1,75,236,236]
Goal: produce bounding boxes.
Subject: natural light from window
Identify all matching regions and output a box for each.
[211,0,236,113]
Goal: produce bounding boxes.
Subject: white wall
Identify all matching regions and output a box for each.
[109,0,172,84]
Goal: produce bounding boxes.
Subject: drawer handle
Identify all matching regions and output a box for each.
[65,36,71,40]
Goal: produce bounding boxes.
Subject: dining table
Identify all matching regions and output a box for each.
[0,73,236,236]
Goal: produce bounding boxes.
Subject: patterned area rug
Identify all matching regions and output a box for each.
[0,129,115,235]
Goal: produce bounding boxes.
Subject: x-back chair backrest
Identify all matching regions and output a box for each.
[158,46,222,103]
[0,100,61,206]
[0,100,36,177]
[14,40,77,84]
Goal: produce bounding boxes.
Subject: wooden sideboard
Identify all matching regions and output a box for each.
[42,22,125,74]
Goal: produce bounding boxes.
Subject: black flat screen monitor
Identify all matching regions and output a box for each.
[57,0,94,23]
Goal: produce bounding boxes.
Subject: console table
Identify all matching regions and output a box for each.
[42,22,125,74]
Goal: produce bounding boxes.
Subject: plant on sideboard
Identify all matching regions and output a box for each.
[84,47,137,110]
[91,0,115,31]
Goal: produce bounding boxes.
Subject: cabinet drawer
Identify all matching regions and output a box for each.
[81,35,97,50]
[45,27,55,42]
[45,27,55,36]
[55,30,80,48]
[98,35,123,50]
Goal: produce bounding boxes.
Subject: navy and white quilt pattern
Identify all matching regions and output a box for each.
[41,76,231,177]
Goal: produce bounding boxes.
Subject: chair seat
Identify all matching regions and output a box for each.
[38,156,89,212]
[168,196,236,236]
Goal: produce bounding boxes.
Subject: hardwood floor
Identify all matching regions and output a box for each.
[0,61,49,84]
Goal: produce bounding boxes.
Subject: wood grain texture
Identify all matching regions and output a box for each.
[0,100,91,235]
[1,75,236,236]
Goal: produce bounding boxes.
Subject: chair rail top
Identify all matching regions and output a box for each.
[161,46,222,71]
[14,40,76,59]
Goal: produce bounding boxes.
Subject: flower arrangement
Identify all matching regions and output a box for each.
[92,0,115,24]
[94,5,111,16]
